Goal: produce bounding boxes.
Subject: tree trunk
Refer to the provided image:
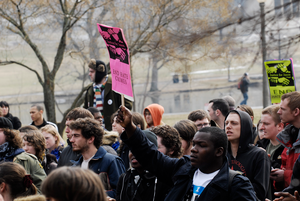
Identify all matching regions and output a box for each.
[43,77,56,124]
[150,57,159,92]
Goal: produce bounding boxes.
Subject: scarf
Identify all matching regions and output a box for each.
[0,142,18,161]
[93,77,107,113]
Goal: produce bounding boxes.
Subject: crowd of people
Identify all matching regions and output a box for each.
[0,60,299,201]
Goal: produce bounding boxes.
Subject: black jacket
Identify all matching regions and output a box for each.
[41,153,57,175]
[119,143,130,170]
[121,127,257,201]
[116,169,170,201]
[226,110,270,201]
[5,113,21,129]
[240,77,250,93]
[57,139,81,167]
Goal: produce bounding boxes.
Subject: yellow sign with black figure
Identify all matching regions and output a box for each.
[264,59,296,104]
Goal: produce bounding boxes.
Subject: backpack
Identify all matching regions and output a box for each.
[237,80,242,90]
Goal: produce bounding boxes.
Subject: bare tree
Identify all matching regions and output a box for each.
[0,0,109,130]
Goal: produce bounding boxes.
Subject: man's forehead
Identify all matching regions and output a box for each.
[30,106,38,111]
[194,132,210,140]
[196,118,209,123]
[66,119,74,124]
[70,129,81,134]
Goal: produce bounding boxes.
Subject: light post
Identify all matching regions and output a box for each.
[257,0,269,108]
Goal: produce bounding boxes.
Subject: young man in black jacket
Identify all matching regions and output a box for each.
[225,110,270,201]
[57,108,94,167]
[117,106,257,201]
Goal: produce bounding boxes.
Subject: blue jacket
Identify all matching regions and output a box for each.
[72,146,125,198]
[121,127,257,201]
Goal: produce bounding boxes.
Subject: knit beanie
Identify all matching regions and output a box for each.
[88,59,107,84]
[142,130,157,148]
[0,117,13,129]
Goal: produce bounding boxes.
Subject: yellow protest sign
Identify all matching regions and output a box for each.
[264,59,296,104]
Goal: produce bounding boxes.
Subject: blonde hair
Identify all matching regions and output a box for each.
[41,125,65,149]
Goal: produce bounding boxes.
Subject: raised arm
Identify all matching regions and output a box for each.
[116,106,136,138]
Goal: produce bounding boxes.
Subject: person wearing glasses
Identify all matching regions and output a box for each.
[188,109,211,130]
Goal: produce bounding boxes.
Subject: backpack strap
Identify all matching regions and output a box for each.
[227,169,240,200]
[228,169,260,201]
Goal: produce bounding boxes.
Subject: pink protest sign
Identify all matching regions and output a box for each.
[97,24,134,101]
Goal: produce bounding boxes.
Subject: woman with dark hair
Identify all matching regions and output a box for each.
[0,101,22,129]
[41,167,107,201]
[174,120,197,156]
[0,162,37,201]
[22,130,57,175]
[0,118,46,192]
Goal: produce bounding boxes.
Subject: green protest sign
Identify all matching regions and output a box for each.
[264,59,296,104]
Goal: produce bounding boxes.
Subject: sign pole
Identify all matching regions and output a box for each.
[121,94,125,106]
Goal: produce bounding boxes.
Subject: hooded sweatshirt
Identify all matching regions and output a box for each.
[144,104,164,128]
[226,110,270,201]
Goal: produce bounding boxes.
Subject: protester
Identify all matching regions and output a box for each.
[29,105,58,130]
[69,118,125,198]
[0,162,37,201]
[222,95,236,111]
[116,106,257,200]
[255,119,264,144]
[116,130,170,201]
[152,125,182,158]
[0,117,46,192]
[22,129,57,175]
[207,99,229,129]
[87,107,103,125]
[0,101,22,129]
[174,119,198,156]
[273,92,300,191]
[225,110,270,201]
[119,112,149,169]
[143,104,164,128]
[41,125,64,161]
[239,72,250,105]
[83,59,132,130]
[57,107,94,167]
[187,109,211,130]
[256,105,285,200]
[283,155,300,197]
[41,167,107,201]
